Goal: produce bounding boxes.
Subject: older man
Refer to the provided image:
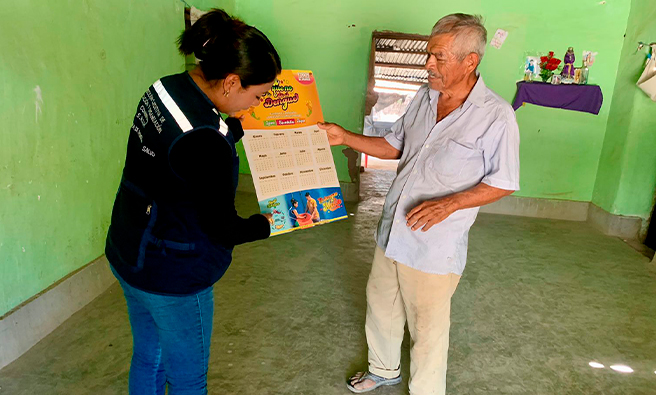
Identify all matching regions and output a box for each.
[318,13,520,395]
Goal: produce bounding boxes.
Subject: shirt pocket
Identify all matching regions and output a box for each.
[429,139,477,180]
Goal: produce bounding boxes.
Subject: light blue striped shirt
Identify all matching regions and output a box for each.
[377,76,520,275]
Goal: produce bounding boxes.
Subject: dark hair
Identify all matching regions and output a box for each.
[290,199,297,205]
[177,9,282,87]
[305,193,311,197]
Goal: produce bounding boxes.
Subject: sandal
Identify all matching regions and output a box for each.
[346,371,402,393]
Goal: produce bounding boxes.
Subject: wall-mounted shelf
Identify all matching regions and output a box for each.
[512,81,603,115]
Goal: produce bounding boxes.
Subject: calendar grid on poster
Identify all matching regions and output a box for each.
[298,169,319,190]
[242,124,339,201]
[256,174,281,197]
[311,128,328,146]
[275,150,295,170]
[279,171,300,191]
[314,147,332,165]
[319,167,339,186]
[247,134,271,152]
[252,153,275,173]
[291,130,310,148]
[271,131,290,150]
[294,148,314,167]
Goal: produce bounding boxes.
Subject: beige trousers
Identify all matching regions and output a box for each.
[365,247,461,395]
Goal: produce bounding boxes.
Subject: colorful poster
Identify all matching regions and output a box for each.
[238,70,348,236]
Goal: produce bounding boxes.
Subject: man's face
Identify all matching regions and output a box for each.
[425,34,469,92]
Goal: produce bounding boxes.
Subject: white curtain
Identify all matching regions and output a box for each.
[637,44,656,102]
[190,7,207,25]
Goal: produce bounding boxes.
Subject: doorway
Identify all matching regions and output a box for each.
[360,31,429,186]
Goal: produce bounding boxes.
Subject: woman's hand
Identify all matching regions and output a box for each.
[228,113,246,122]
[262,213,274,224]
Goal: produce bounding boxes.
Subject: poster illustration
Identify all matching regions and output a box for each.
[238,70,348,236]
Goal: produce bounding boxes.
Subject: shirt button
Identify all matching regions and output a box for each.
[395,219,399,224]
[425,144,430,148]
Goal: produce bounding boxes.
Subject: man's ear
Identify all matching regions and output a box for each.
[465,53,480,73]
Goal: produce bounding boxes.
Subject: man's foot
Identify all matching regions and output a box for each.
[346,371,402,393]
[349,372,376,392]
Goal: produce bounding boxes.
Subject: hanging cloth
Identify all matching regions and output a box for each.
[637,44,656,101]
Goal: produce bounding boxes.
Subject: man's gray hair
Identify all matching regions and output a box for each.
[430,13,487,63]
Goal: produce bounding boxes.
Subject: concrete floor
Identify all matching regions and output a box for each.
[1,169,656,394]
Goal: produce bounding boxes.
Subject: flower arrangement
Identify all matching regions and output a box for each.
[539,52,562,82]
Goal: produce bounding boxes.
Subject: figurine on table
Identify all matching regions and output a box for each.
[561,47,576,80]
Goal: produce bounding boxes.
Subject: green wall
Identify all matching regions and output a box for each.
[226,0,631,196]
[480,1,629,201]
[593,0,656,221]
[192,0,236,15]
[0,0,185,317]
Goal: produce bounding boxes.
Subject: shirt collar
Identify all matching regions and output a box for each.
[428,72,487,109]
[467,73,487,108]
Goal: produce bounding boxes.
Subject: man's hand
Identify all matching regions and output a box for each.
[262,213,274,224]
[318,122,401,159]
[406,198,458,232]
[317,122,349,146]
[405,184,514,232]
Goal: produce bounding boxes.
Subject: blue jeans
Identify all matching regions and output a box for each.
[111,266,214,395]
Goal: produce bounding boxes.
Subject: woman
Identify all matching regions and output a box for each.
[289,198,300,227]
[105,9,281,394]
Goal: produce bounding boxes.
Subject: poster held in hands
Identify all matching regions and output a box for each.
[238,70,348,236]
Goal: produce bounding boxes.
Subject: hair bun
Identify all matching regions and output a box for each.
[177,8,281,87]
[178,9,238,58]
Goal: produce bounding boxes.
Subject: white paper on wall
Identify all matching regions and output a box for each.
[190,7,207,25]
[490,29,509,49]
[637,45,656,101]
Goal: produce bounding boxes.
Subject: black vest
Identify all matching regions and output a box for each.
[106,72,239,294]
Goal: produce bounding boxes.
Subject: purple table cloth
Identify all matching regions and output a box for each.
[512,81,603,115]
